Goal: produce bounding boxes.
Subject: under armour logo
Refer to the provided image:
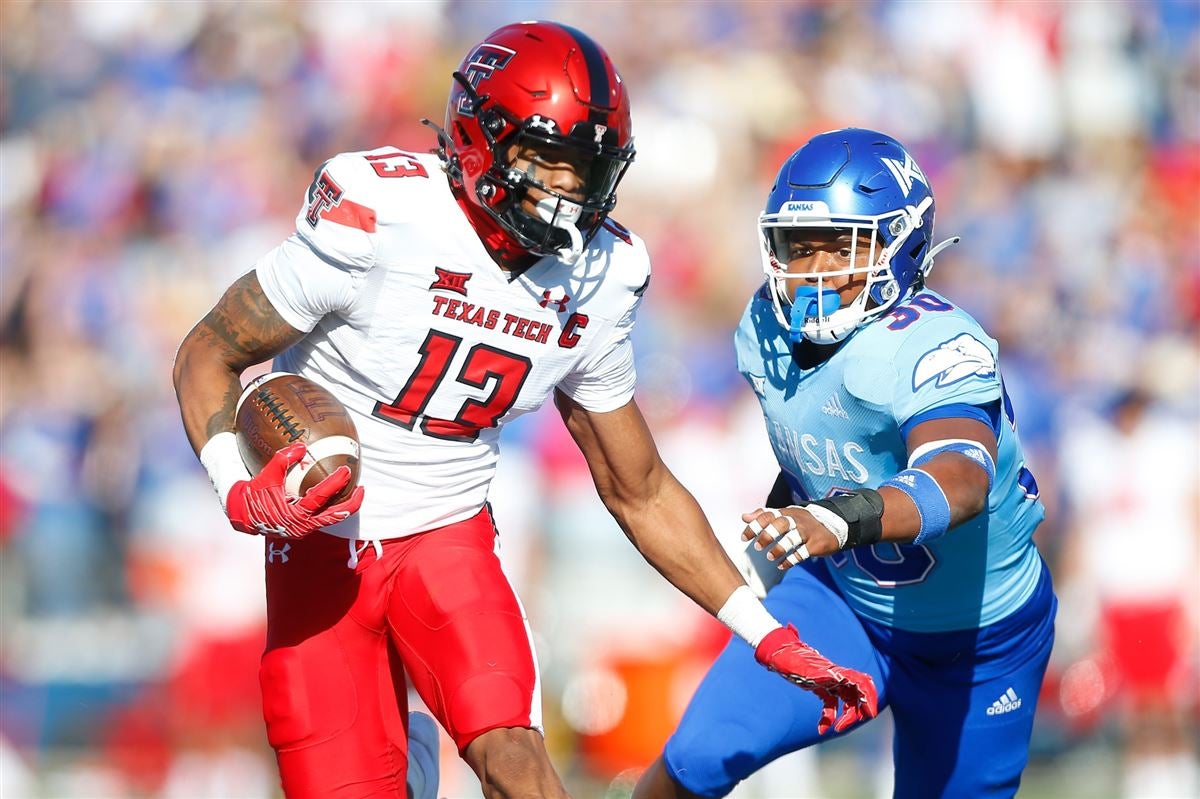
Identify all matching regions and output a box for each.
[305,171,344,228]
[529,115,557,135]
[539,290,570,312]
[593,124,607,143]
[881,152,927,196]
[267,541,292,563]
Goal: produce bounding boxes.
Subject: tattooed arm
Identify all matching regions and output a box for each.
[173,271,306,455]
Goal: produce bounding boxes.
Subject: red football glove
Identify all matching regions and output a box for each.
[225,443,364,539]
[754,625,879,735]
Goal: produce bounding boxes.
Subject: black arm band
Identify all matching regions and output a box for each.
[810,489,885,549]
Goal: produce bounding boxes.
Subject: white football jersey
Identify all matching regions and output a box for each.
[254,147,650,540]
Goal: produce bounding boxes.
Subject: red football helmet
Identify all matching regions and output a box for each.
[433,21,635,262]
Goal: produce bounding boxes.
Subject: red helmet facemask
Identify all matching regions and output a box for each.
[426,21,635,264]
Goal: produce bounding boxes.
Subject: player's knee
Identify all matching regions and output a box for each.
[465,727,558,794]
[663,720,763,798]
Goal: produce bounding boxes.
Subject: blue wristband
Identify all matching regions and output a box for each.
[882,468,951,545]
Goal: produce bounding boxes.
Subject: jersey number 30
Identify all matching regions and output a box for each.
[373,330,531,441]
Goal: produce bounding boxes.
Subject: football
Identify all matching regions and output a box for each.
[235,372,360,503]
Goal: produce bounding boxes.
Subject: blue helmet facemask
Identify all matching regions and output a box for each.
[758,128,958,345]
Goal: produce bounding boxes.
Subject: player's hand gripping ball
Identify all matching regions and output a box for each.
[235,372,361,502]
[227,373,364,538]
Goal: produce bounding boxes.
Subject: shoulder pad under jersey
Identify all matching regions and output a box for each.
[295,147,444,269]
[593,219,652,300]
[858,291,1002,418]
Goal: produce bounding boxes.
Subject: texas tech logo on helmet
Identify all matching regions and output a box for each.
[456,43,516,115]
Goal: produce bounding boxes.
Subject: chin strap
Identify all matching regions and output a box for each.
[533,196,584,264]
[450,186,532,268]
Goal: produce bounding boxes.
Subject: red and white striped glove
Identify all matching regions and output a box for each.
[754,624,879,735]
[224,443,364,539]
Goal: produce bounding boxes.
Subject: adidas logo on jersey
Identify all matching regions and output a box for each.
[986,687,1022,716]
[821,394,849,419]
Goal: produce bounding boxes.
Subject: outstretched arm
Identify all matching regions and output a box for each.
[556,391,877,733]
[554,390,742,615]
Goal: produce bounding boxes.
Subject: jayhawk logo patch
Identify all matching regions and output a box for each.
[913,334,996,390]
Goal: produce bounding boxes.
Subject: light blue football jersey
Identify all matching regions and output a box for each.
[735,286,1045,632]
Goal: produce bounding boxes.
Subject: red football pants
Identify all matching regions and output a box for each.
[259,507,539,799]
[1102,599,1190,706]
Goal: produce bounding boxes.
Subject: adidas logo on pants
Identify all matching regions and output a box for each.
[986,687,1022,716]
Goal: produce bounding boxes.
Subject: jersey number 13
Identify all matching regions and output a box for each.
[373,330,531,441]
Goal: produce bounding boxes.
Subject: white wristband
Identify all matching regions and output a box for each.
[199,431,252,511]
[717,585,783,648]
[801,503,850,550]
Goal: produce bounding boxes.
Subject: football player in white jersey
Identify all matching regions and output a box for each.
[173,22,876,799]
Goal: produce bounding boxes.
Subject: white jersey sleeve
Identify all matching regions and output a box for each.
[557,332,637,412]
[254,235,362,333]
[255,151,384,332]
[294,152,382,269]
[556,226,651,412]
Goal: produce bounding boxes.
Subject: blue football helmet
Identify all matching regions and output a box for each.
[759,128,958,344]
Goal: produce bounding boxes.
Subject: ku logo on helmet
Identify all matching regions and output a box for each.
[881,152,928,196]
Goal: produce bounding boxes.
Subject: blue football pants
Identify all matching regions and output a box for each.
[663,560,1055,798]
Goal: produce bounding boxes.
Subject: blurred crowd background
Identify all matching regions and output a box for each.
[1,1,1197,797]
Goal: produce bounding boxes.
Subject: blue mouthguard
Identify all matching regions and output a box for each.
[788,287,841,343]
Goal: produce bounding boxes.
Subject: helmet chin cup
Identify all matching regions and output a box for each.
[488,180,586,262]
[788,287,842,344]
[534,196,584,263]
[535,194,582,226]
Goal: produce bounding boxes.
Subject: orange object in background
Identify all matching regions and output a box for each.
[576,613,731,776]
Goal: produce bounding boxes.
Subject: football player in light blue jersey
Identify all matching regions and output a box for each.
[634,128,1056,799]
